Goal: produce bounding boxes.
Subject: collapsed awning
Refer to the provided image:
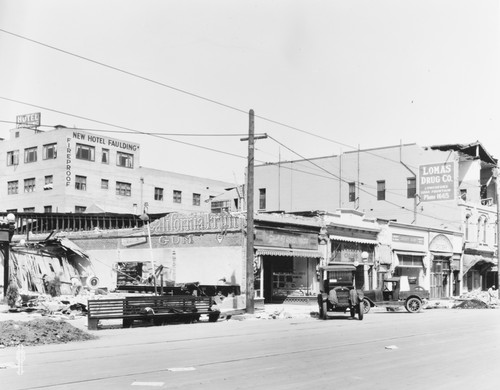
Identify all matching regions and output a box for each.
[462,254,496,274]
[329,235,378,245]
[255,246,322,258]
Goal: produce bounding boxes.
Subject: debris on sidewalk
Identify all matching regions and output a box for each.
[0,318,97,348]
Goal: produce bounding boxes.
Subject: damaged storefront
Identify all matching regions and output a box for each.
[253,214,323,304]
[71,212,246,293]
[1,237,97,297]
[462,242,497,292]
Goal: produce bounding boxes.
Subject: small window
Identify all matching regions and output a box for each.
[24,178,36,193]
[173,190,182,203]
[211,200,230,213]
[116,181,131,196]
[75,175,87,191]
[101,179,109,189]
[348,182,356,202]
[44,175,53,190]
[117,152,134,168]
[23,207,35,213]
[407,177,416,198]
[24,147,37,163]
[193,193,201,206]
[75,206,87,213]
[76,143,95,161]
[259,188,266,210]
[7,180,18,195]
[377,180,386,201]
[460,189,467,201]
[101,149,109,164]
[7,150,19,166]
[44,205,53,213]
[43,143,57,160]
[154,187,164,201]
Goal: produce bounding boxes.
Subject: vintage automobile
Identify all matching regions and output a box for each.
[317,265,364,320]
[362,276,429,314]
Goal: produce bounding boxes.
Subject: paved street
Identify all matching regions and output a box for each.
[1,308,499,389]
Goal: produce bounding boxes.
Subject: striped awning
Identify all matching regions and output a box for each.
[329,235,378,245]
[255,246,322,258]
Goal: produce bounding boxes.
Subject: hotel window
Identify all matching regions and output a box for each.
[377,180,386,201]
[44,206,52,213]
[75,175,87,191]
[407,177,416,198]
[348,182,356,202]
[7,180,18,195]
[117,152,134,168]
[259,188,266,210]
[44,175,53,190]
[24,178,36,193]
[24,147,37,163]
[43,143,57,160]
[75,206,87,213]
[116,181,131,196]
[101,179,109,189]
[76,143,95,161]
[7,150,19,166]
[154,187,164,201]
[102,149,109,164]
[193,193,201,206]
[173,190,182,203]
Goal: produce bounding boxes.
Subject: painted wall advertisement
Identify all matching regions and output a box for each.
[419,162,455,202]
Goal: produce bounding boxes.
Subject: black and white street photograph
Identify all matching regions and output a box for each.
[0,1,499,389]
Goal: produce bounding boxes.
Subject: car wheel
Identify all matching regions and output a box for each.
[362,299,371,314]
[357,302,364,320]
[405,297,422,313]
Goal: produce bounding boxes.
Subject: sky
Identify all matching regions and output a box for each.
[0,0,498,185]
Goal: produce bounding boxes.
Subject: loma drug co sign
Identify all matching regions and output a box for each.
[419,162,455,202]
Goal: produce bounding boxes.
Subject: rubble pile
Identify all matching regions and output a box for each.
[453,299,489,309]
[6,291,90,320]
[0,318,97,347]
[453,289,497,309]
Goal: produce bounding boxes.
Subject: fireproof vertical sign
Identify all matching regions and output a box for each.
[419,162,455,202]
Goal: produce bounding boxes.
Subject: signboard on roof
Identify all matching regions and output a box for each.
[16,112,41,129]
[419,162,455,202]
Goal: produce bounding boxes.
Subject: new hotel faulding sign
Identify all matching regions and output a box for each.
[419,162,455,202]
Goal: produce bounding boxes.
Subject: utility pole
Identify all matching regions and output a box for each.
[241,110,267,314]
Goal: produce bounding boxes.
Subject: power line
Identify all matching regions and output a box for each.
[0,27,418,170]
[267,135,464,226]
[0,97,248,161]
[0,119,260,137]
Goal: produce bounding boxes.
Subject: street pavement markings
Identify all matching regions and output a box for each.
[167,367,196,371]
[130,368,196,386]
[131,382,165,387]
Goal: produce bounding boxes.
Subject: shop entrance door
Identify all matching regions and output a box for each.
[430,259,450,298]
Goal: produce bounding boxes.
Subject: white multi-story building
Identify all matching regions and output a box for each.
[0,124,233,214]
